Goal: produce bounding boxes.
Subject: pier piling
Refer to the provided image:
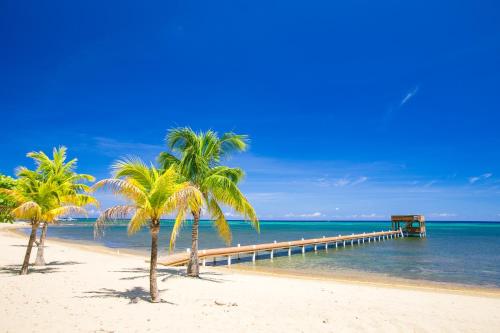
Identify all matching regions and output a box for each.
[160,229,403,267]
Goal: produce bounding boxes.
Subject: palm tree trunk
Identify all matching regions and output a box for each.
[187,210,200,277]
[20,221,39,275]
[34,222,48,266]
[149,222,160,303]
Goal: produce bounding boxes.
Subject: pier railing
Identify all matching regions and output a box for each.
[160,228,404,267]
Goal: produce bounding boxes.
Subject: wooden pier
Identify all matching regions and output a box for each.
[160,228,404,267]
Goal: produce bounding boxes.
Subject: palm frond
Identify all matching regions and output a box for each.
[168,209,187,251]
[220,132,248,156]
[203,174,259,231]
[92,178,146,203]
[200,130,221,162]
[45,205,88,223]
[157,152,180,171]
[112,157,154,191]
[166,127,199,152]
[207,166,245,183]
[68,173,95,183]
[0,188,29,205]
[11,201,42,220]
[149,167,181,209]
[70,183,92,193]
[26,150,52,169]
[94,205,135,238]
[207,198,232,245]
[127,208,149,235]
[15,166,40,179]
[162,183,203,215]
[61,194,99,207]
[163,182,204,250]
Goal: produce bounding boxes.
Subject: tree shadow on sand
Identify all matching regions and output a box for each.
[76,267,226,304]
[78,287,176,304]
[46,260,83,266]
[0,265,58,275]
[0,261,82,275]
[113,267,227,283]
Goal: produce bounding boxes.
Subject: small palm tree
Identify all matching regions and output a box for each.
[0,174,17,223]
[27,147,96,265]
[158,127,259,277]
[93,158,201,302]
[3,167,92,275]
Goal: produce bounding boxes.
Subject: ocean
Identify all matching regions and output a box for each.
[27,219,500,288]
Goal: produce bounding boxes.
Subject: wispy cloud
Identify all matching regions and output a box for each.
[93,137,164,160]
[316,176,368,187]
[423,180,438,188]
[245,192,284,203]
[382,85,419,126]
[469,173,492,184]
[223,211,239,218]
[285,212,323,218]
[345,213,384,219]
[86,208,102,217]
[333,178,351,187]
[399,86,419,107]
[430,212,457,218]
[351,176,368,186]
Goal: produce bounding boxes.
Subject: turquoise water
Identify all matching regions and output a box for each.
[30,220,500,288]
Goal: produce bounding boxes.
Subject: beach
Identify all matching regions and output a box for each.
[1,226,500,332]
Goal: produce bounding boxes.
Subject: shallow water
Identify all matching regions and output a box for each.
[29,220,500,288]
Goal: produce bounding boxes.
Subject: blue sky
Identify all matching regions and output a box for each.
[1,1,499,220]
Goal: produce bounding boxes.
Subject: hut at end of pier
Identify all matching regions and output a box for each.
[391,215,426,238]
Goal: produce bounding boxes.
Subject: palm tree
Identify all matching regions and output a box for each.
[3,167,92,275]
[158,127,259,277]
[0,174,17,223]
[26,147,96,266]
[93,158,201,302]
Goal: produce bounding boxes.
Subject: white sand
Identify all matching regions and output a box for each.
[1,226,500,333]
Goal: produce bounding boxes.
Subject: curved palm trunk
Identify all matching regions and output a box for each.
[20,221,39,275]
[34,222,48,266]
[187,210,200,277]
[149,222,160,302]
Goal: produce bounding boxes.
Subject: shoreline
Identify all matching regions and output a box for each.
[4,224,499,298]
[2,225,500,332]
[228,265,500,298]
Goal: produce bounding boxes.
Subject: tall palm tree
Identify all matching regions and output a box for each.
[27,147,96,266]
[93,158,202,302]
[158,127,259,277]
[3,167,91,275]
